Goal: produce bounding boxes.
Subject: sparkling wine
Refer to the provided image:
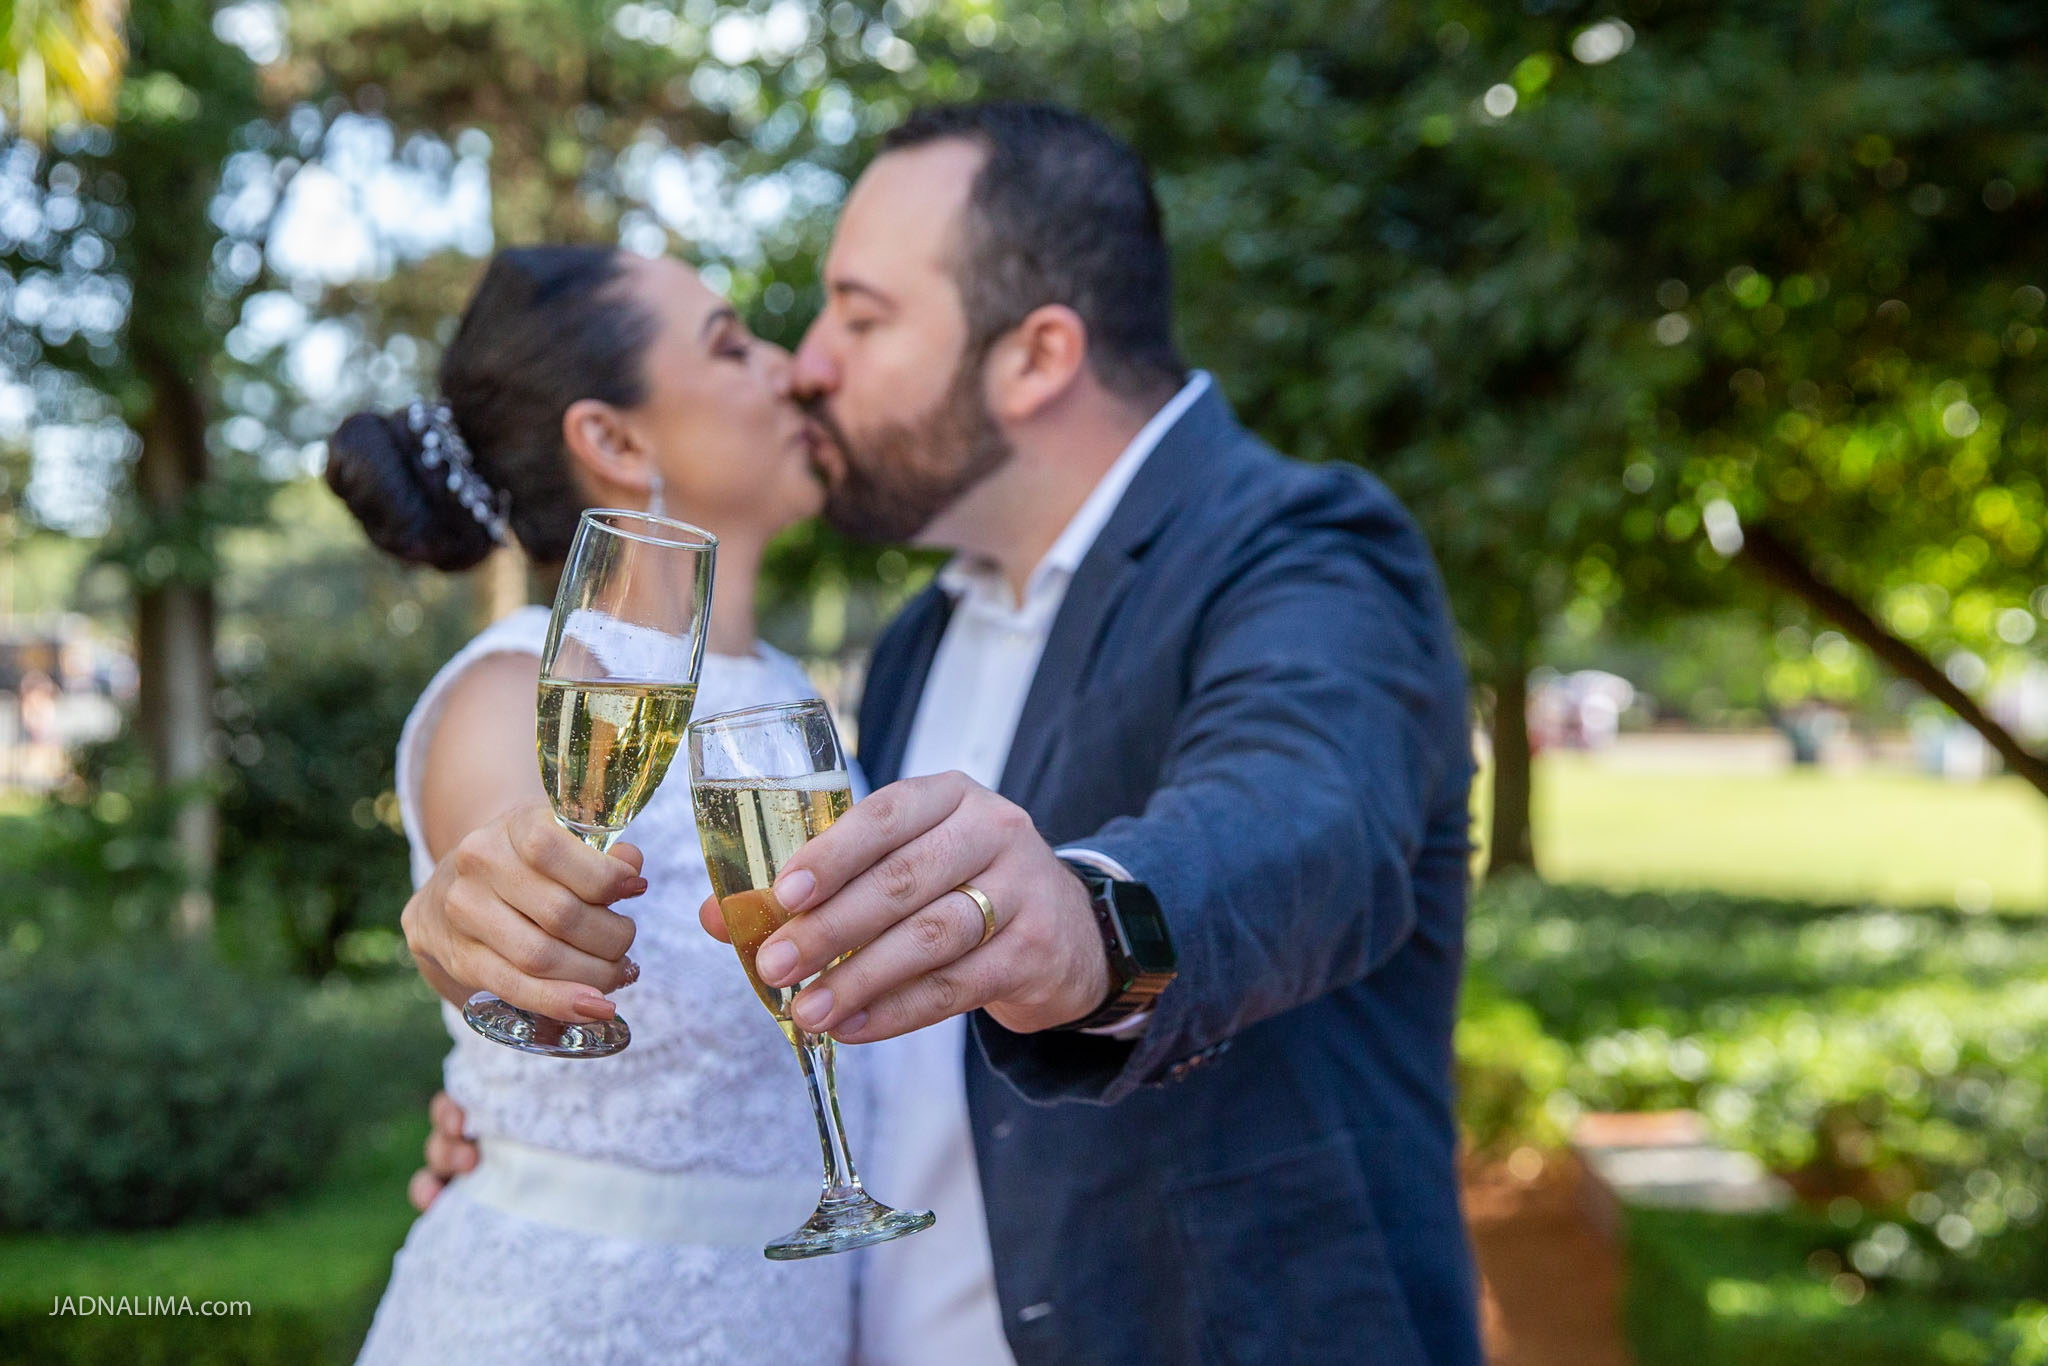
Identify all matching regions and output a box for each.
[693,775,852,1032]
[537,678,697,846]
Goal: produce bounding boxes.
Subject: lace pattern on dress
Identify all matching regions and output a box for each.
[360,609,866,1364]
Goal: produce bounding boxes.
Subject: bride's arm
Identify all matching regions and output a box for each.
[403,653,644,1019]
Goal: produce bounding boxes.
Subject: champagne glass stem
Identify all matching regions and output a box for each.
[792,1031,865,1200]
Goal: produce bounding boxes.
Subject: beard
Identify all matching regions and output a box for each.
[805,352,1012,544]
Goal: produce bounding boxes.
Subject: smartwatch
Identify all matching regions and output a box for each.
[1054,857,1178,1031]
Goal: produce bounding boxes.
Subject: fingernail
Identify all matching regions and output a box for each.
[622,878,650,899]
[773,868,816,911]
[620,957,641,986]
[758,940,799,985]
[572,990,615,1020]
[835,1011,868,1038]
[793,987,833,1030]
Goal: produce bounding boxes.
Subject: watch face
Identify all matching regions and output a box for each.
[1109,881,1177,973]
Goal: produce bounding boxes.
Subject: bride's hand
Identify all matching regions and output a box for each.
[401,799,647,1022]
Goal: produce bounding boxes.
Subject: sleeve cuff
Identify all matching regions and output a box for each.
[1081,1008,1152,1039]
[1054,846,1150,1038]
[1055,846,1135,881]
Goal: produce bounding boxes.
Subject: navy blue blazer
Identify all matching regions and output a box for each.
[858,386,1481,1366]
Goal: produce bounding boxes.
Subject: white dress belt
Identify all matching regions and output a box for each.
[452,1136,819,1247]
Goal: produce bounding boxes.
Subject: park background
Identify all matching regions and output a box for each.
[2,0,2046,1361]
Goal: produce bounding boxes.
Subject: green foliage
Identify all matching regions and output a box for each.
[109,0,262,384]
[1453,959,1571,1157]
[40,614,453,977]
[1464,879,2048,1311]
[0,947,443,1233]
[0,1117,428,1366]
[895,0,2048,705]
[211,558,472,976]
[1,0,269,522]
[0,0,129,143]
[0,772,187,954]
[26,494,483,975]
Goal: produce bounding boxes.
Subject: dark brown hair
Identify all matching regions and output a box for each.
[882,102,1186,400]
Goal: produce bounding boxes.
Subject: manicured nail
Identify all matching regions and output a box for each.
[773,868,816,911]
[793,987,833,1030]
[572,990,615,1020]
[621,878,650,899]
[835,1011,868,1038]
[758,940,799,984]
[620,957,640,986]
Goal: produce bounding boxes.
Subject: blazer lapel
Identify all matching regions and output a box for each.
[997,385,1240,806]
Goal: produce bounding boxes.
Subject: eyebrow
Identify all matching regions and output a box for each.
[829,278,896,310]
[700,305,739,339]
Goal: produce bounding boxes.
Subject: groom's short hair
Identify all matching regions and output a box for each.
[882,101,1187,401]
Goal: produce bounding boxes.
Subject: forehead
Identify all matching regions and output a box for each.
[829,138,985,291]
[625,254,722,330]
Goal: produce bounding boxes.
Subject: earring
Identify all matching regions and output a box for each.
[647,471,666,518]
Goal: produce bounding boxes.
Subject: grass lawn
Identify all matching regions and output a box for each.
[1622,1207,2044,1366]
[0,1119,422,1366]
[1534,754,2048,911]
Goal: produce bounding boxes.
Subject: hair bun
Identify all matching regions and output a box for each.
[325,409,499,572]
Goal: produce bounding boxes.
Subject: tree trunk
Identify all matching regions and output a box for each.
[1737,520,2048,799]
[1488,652,1538,877]
[133,358,217,935]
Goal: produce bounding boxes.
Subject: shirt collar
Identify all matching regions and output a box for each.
[937,371,1213,610]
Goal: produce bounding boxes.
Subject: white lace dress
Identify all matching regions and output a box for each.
[356,606,863,1366]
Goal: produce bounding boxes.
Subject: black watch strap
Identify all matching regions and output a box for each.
[1055,857,1177,1032]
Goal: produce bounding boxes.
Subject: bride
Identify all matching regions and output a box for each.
[325,245,861,1364]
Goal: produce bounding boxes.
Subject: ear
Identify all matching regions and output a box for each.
[983,304,1088,424]
[561,398,655,498]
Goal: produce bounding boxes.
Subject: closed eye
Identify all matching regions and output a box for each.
[710,321,752,361]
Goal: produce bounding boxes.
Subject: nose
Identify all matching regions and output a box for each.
[790,318,837,401]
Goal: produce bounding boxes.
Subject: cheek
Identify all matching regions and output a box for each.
[694,377,775,454]
[848,334,950,418]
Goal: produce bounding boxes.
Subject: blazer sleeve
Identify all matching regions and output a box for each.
[972,473,1471,1106]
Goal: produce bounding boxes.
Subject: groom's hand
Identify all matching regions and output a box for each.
[409,1091,479,1212]
[696,772,1111,1041]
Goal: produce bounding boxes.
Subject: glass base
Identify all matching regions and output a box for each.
[462,992,630,1058]
[763,1191,935,1261]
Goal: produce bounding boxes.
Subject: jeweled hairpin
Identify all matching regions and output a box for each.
[406,398,510,545]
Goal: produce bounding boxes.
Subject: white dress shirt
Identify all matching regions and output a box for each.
[856,373,1212,1366]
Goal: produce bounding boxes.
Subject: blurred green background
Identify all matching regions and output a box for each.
[2,1,2046,1362]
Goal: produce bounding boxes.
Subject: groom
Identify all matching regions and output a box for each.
[424,103,1481,1364]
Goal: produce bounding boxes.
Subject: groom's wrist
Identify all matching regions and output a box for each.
[1051,854,1177,1034]
[1056,850,1154,1038]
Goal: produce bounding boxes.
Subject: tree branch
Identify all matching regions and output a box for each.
[1735,521,2048,798]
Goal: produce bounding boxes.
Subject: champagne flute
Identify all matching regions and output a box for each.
[462,508,716,1059]
[688,699,936,1259]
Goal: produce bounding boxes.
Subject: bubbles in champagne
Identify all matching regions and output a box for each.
[537,679,697,845]
[693,777,852,1021]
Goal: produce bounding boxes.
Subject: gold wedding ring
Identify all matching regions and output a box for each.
[955,882,997,948]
